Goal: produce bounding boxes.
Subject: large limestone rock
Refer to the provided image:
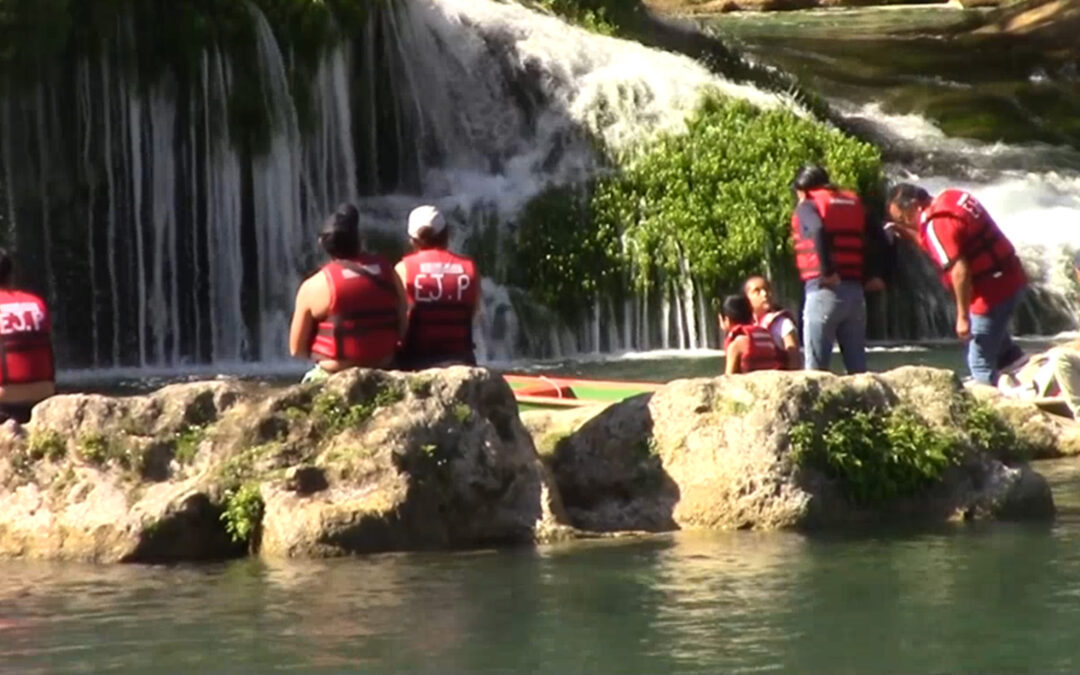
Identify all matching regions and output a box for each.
[0,368,561,562]
[542,367,1054,532]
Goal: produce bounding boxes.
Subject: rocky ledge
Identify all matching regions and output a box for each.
[0,366,1069,563]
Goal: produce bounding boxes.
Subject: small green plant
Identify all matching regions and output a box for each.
[221,483,264,546]
[408,377,433,398]
[283,406,308,423]
[311,390,389,435]
[791,406,960,506]
[962,400,1031,462]
[452,403,472,425]
[78,432,112,466]
[173,425,206,464]
[27,429,66,461]
[374,384,405,408]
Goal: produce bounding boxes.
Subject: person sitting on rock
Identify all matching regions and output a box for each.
[998,249,1080,419]
[289,204,407,382]
[720,294,787,375]
[394,205,480,370]
[0,248,56,424]
[744,275,801,370]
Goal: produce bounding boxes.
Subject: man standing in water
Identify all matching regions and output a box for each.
[395,205,480,370]
[0,248,55,423]
[289,204,407,381]
[886,183,1027,385]
[743,275,800,370]
[790,164,884,374]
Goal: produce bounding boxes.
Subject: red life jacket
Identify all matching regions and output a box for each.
[724,324,786,373]
[309,255,399,365]
[0,289,54,385]
[921,190,1022,285]
[400,249,479,364]
[792,188,866,282]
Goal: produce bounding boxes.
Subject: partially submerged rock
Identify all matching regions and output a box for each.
[0,368,562,562]
[543,367,1055,533]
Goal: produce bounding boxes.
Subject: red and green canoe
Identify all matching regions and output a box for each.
[503,374,663,410]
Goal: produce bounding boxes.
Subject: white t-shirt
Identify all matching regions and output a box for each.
[764,314,797,349]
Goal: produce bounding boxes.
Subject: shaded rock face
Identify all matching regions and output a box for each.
[0,368,557,562]
[543,367,1055,533]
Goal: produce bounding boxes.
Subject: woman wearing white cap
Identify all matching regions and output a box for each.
[394,205,480,370]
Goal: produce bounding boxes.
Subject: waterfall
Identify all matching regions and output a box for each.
[12,0,1070,374]
[847,103,1080,335]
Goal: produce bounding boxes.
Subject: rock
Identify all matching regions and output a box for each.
[966,382,1079,459]
[544,367,1055,532]
[0,368,561,562]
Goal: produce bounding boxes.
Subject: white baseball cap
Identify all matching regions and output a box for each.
[407,205,446,239]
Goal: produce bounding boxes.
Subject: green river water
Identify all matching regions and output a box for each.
[2,458,1079,674]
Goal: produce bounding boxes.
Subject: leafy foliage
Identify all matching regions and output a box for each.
[173,425,206,465]
[960,398,1034,463]
[515,94,884,323]
[221,483,264,546]
[790,406,960,506]
[28,429,67,462]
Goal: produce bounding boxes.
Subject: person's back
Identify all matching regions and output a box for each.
[395,206,480,370]
[0,249,55,423]
[290,204,407,379]
[790,164,882,375]
[720,295,786,375]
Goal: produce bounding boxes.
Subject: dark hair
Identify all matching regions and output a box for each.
[886,183,931,210]
[413,226,450,250]
[0,248,12,286]
[319,203,360,259]
[720,294,754,324]
[792,164,831,191]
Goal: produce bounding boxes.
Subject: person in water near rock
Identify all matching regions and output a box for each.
[394,205,480,370]
[998,249,1080,418]
[0,248,55,423]
[720,294,787,375]
[743,275,800,370]
[289,204,407,382]
[790,164,885,375]
[886,183,1028,385]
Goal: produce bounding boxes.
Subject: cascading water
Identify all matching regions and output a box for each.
[844,102,1080,337]
[0,0,796,370]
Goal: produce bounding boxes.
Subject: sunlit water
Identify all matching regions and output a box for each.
[1,459,1079,674]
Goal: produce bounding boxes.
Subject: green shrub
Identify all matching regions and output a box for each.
[28,429,67,462]
[173,425,206,465]
[531,0,622,35]
[221,483,264,546]
[791,406,960,506]
[515,94,884,324]
[78,432,114,466]
[962,399,1032,463]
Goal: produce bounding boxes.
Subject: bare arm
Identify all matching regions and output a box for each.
[782,333,802,370]
[289,279,316,359]
[725,337,747,375]
[391,269,409,339]
[950,256,973,339]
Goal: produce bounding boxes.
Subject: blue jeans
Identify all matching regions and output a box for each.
[968,288,1025,385]
[803,280,867,374]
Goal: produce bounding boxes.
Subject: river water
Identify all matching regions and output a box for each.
[1,458,1079,674]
